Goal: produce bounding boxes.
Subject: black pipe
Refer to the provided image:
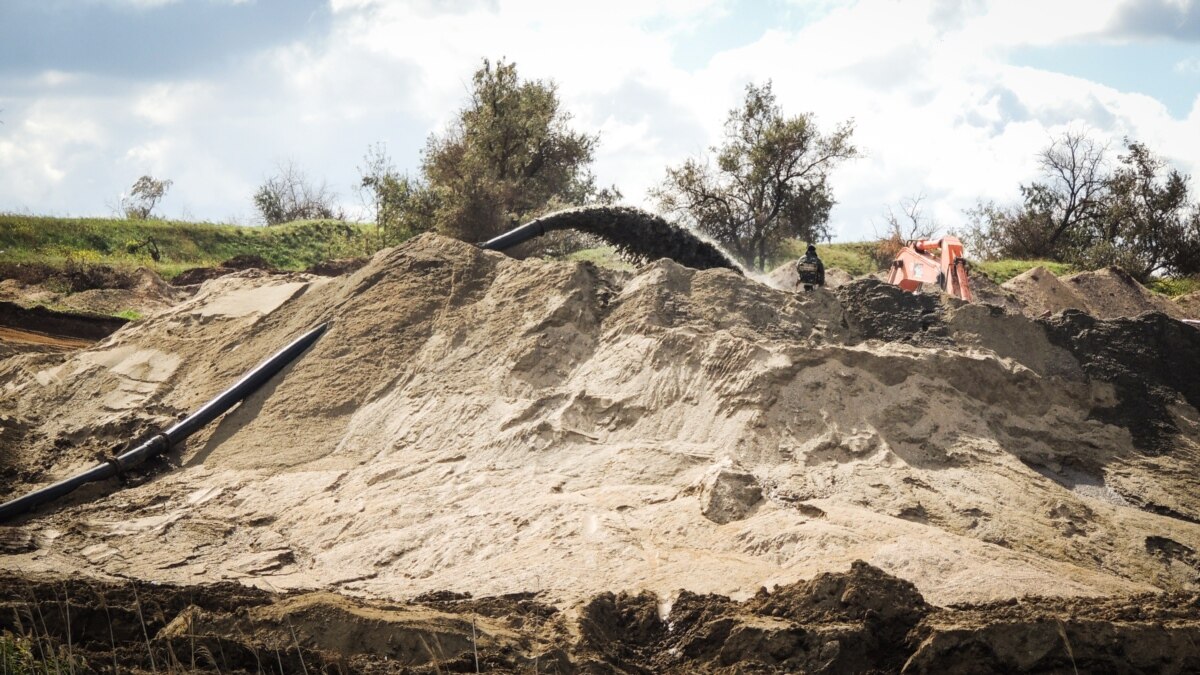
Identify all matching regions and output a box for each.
[0,322,329,523]
[480,220,548,252]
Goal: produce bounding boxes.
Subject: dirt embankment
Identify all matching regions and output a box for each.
[0,265,192,317]
[4,562,1198,674]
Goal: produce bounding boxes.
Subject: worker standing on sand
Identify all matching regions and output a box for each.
[796,244,825,291]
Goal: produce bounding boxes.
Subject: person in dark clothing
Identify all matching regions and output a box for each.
[796,244,825,291]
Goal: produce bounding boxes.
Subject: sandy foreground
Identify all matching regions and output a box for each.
[2,234,1200,672]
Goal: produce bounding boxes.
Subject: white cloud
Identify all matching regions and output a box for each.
[2,0,1199,244]
[1176,56,1200,73]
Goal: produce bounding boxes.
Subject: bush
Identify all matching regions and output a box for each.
[254,161,344,225]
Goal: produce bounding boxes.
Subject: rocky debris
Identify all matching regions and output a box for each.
[834,278,950,344]
[699,467,763,524]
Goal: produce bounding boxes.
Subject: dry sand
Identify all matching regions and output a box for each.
[1063,266,1186,319]
[1001,264,1187,321]
[1,234,1198,618]
[1000,266,1090,316]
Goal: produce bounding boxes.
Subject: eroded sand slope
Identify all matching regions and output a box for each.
[3,234,1199,611]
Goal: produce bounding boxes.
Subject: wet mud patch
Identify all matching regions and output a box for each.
[504,206,740,272]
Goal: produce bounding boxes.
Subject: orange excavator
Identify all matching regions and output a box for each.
[887,236,973,302]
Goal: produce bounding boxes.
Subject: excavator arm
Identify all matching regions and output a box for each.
[886,236,973,302]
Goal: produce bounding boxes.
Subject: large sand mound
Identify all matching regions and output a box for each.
[2,234,1200,613]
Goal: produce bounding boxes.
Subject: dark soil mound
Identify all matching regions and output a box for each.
[0,301,127,340]
[0,261,136,292]
[835,278,950,344]
[1042,310,1200,454]
[221,254,272,270]
[173,255,279,286]
[11,563,1197,674]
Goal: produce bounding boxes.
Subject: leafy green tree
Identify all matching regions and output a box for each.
[358,143,436,245]
[422,58,611,243]
[965,130,1108,262]
[122,175,173,220]
[1085,140,1199,279]
[965,133,1200,282]
[651,82,859,270]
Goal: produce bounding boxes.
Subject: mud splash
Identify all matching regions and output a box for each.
[514,205,742,272]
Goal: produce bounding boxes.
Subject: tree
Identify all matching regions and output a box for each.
[966,132,1200,282]
[1085,140,1198,279]
[253,161,343,225]
[651,82,859,271]
[422,58,610,243]
[1031,129,1109,254]
[121,175,173,220]
[964,129,1108,263]
[358,143,436,245]
[870,194,937,269]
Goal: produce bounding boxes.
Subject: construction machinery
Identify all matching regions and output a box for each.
[887,236,973,302]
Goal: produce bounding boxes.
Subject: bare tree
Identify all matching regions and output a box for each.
[253,161,343,225]
[1033,129,1109,250]
[871,194,936,268]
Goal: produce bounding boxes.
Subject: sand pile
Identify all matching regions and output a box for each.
[1001,264,1187,320]
[1175,290,1200,320]
[1063,266,1185,319]
[2,234,1200,617]
[1000,266,1090,316]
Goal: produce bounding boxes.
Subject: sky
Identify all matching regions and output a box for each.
[1,0,1198,241]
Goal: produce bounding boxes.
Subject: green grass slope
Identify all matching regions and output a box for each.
[0,215,374,278]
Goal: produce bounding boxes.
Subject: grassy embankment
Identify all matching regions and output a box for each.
[0,214,375,279]
[4,215,1195,298]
